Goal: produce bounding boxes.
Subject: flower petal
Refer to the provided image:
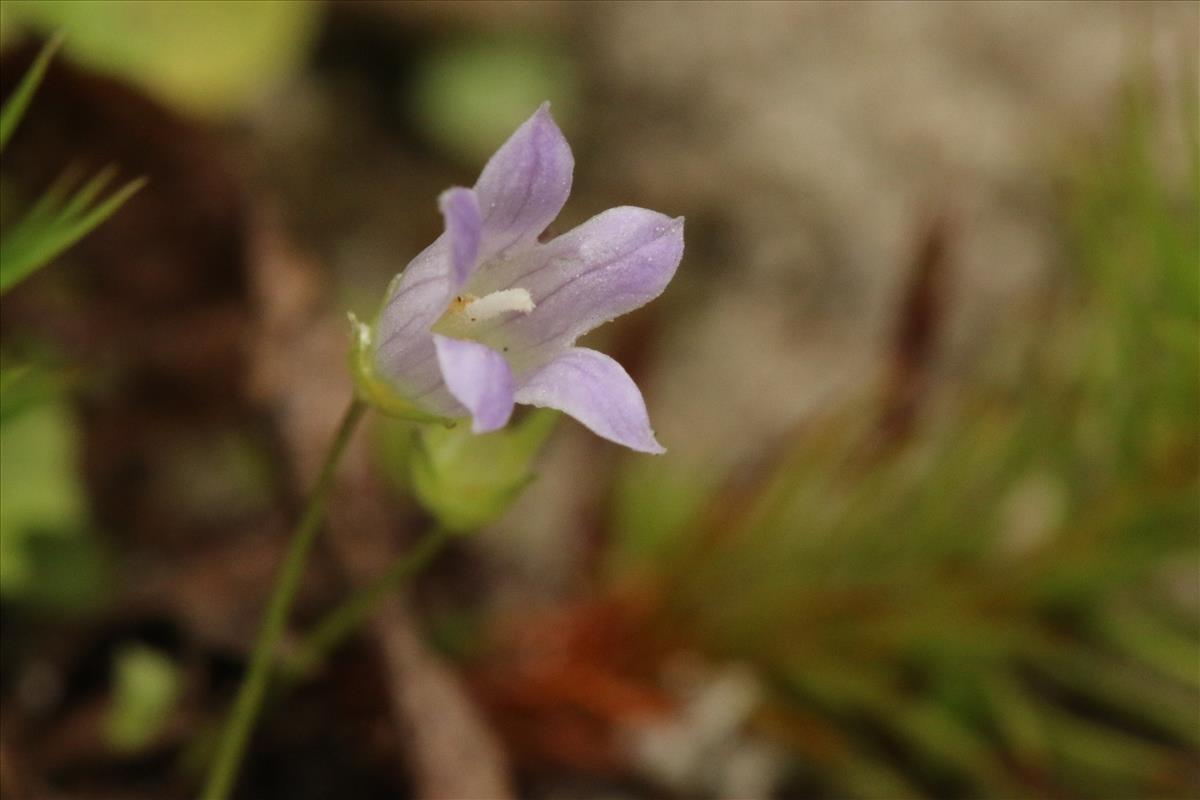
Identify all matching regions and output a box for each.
[434,335,515,433]
[440,187,482,285]
[375,333,462,417]
[470,207,684,363]
[515,347,664,454]
[474,103,574,261]
[375,188,481,355]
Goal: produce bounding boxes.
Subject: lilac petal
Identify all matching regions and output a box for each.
[433,335,515,433]
[515,347,664,454]
[375,333,463,417]
[472,208,684,362]
[375,187,481,372]
[439,187,482,285]
[473,103,574,261]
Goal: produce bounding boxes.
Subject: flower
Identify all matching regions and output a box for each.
[369,104,684,454]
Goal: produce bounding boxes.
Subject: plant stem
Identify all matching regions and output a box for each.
[200,399,366,800]
[280,525,453,685]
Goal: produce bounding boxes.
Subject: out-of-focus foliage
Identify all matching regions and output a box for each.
[607,86,1200,798]
[0,0,320,118]
[0,38,124,610]
[0,36,144,292]
[0,395,105,610]
[411,36,576,165]
[0,360,60,425]
[104,644,182,753]
[0,166,145,293]
[0,30,57,151]
[0,398,82,591]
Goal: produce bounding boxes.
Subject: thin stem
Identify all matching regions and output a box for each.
[281,525,453,685]
[200,399,366,800]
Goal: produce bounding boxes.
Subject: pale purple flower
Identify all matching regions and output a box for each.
[372,104,684,454]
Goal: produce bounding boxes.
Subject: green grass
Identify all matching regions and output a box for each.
[607,81,1200,798]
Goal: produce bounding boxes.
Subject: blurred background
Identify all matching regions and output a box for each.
[1,2,1197,798]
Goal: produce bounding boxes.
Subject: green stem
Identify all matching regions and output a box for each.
[200,399,366,800]
[281,525,453,685]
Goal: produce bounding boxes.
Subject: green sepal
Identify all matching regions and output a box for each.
[409,409,558,533]
[347,312,452,425]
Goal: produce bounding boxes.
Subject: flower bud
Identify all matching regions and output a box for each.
[408,409,557,532]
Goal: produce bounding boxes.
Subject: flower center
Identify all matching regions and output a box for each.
[435,288,534,340]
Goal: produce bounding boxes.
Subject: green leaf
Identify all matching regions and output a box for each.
[3,0,319,118]
[0,361,66,425]
[0,169,144,293]
[0,32,61,153]
[104,645,181,753]
[0,400,86,598]
[411,36,577,165]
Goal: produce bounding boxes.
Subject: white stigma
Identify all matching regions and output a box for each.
[464,288,534,323]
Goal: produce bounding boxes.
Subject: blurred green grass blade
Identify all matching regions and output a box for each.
[1041,705,1184,792]
[0,174,144,293]
[886,700,1023,795]
[766,668,929,799]
[982,674,1050,766]
[57,165,116,219]
[831,758,927,800]
[1097,604,1200,691]
[784,662,1023,795]
[47,174,146,251]
[1022,640,1200,748]
[22,165,83,223]
[0,33,62,153]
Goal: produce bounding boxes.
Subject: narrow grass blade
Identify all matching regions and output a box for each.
[0,176,145,293]
[0,34,63,153]
[58,166,118,220]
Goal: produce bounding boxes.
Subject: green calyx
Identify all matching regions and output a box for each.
[348,310,558,533]
[346,313,452,425]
